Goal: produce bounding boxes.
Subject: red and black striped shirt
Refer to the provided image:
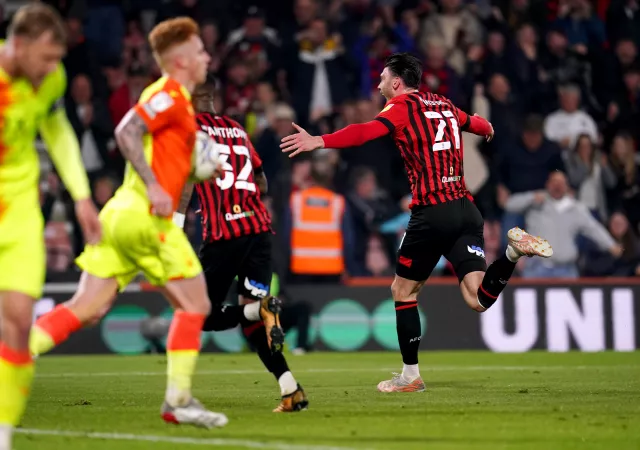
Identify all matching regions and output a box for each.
[374,91,471,207]
[194,113,271,242]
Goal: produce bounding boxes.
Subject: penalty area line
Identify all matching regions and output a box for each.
[16,428,368,450]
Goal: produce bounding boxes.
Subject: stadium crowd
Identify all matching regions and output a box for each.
[9,0,640,279]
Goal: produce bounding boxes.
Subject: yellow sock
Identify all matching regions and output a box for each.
[0,343,35,428]
[165,311,205,407]
[29,326,56,356]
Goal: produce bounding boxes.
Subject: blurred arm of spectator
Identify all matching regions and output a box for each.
[600,153,619,190]
[576,203,621,256]
[504,191,546,213]
[564,155,589,189]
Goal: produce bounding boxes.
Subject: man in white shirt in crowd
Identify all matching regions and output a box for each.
[544,84,598,151]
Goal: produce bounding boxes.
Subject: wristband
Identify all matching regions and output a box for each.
[173,212,185,228]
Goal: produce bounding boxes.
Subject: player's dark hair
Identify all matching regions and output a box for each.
[8,3,66,45]
[384,53,422,89]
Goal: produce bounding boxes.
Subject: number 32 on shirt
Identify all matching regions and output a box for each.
[212,143,256,192]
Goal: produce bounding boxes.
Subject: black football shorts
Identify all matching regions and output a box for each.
[396,197,487,282]
[199,232,273,305]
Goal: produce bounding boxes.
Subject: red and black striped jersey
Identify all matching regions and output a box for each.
[374,91,471,207]
[193,113,271,242]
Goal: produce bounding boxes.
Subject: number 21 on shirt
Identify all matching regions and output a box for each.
[213,143,256,192]
[424,111,460,152]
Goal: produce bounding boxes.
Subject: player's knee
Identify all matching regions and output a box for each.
[390,279,404,301]
[193,298,211,316]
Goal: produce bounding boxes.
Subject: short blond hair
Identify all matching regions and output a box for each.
[149,17,200,57]
[8,3,66,44]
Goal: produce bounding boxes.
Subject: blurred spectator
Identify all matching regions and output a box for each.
[353,16,416,98]
[420,0,484,76]
[554,0,606,52]
[123,17,151,72]
[608,132,640,231]
[201,21,223,76]
[607,65,640,138]
[564,134,617,220]
[223,59,256,122]
[246,81,279,138]
[540,27,592,106]
[498,114,565,200]
[606,0,640,48]
[83,0,125,65]
[485,73,523,156]
[286,18,354,127]
[582,212,640,276]
[280,0,319,49]
[107,64,150,127]
[256,103,296,194]
[92,176,117,210]
[497,115,565,240]
[63,17,102,90]
[509,23,545,112]
[226,6,281,81]
[283,166,356,283]
[421,37,463,105]
[544,84,598,151]
[346,167,400,276]
[66,74,114,182]
[505,171,621,278]
[482,29,511,82]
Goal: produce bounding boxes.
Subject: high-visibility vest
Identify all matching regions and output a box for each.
[290,186,345,275]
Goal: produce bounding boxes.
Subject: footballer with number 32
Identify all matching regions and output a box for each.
[281,53,554,393]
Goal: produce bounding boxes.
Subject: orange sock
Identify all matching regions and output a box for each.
[30,305,82,356]
[165,310,206,407]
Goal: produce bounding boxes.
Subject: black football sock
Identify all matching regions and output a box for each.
[202,305,244,331]
[242,322,290,381]
[477,253,517,309]
[395,301,421,365]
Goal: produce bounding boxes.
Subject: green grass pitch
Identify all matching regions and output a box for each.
[17,351,640,450]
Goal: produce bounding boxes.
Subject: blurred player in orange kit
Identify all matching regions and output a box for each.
[27,17,287,429]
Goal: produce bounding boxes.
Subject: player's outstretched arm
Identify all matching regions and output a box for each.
[463,113,494,142]
[40,105,102,244]
[280,121,389,158]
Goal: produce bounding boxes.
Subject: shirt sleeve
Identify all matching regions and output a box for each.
[248,140,263,170]
[45,64,67,116]
[133,89,184,133]
[455,106,470,131]
[374,101,410,133]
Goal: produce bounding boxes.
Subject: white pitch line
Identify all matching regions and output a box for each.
[16,428,366,450]
[34,365,637,379]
